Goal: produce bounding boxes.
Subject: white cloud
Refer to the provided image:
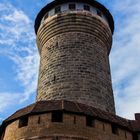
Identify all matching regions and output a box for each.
[0,3,35,46]
[0,3,39,116]
[0,93,20,113]
[110,0,140,119]
[3,10,30,24]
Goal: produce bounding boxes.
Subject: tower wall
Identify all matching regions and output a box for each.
[36,11,115,113]
[3,113,133,140]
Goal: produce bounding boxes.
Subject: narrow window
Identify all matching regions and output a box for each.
[74,116,76,124]
[55,6,61,14]
[97,9,102,17]
[112,124,119,135]
[125,131,127,139]
[103,123,105,131]
[52,111,63,122]
[69,4,76,10]
[53,75,56,82]
[86,116,95,127]
[38,116,41,124]
[84,5,90,11]
[19,116,28,128]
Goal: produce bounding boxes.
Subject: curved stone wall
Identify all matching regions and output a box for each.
[40,2,109,26]
[3,113,133,140]
[36,11,115,113]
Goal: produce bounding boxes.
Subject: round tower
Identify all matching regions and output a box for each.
[1,1,140,140]
[35,0,115,114]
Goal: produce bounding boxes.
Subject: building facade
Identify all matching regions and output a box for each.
[0,0,140,140]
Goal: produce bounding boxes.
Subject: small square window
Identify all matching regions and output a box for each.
[19,116,28,128]
[86,116,95,127]
[52,111,63,122]
[84,5,90,11]
[69,4,76,10]
[55,6,61,14]
[97,9,102,17]
[112,124,119,135]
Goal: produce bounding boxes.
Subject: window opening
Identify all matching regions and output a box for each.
[74,116,76,124]
[97,9,102,17]
[84,5,90,11]
[53,75,56,82]
[103,123,105,131]
[52,111,63,122]
[86,116,95,127]
[112,124,119,135]
[125,131,127,139]
[69,4,76,10]
[55,6,61,14]
[132,133,138,140]
[38,116,41,124]
[19,116,28,128]
[53,136,59,140]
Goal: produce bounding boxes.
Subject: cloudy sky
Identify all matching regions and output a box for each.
[0,0,140,123]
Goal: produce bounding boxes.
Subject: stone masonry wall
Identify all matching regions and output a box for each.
[36,11,115,113]
[3,113,133,140]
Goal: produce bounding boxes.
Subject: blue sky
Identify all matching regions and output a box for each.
[0,0,140,123]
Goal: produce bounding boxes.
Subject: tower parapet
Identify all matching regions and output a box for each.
[35,0,115,113]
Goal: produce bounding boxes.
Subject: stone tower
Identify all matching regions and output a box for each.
[1,1,140,140]
[35,0,115,114]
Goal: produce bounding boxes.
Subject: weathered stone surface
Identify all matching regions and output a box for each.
[36,12,115,113]
[3,113,133,140]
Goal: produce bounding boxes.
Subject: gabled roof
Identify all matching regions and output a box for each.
[34,0,114,34]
